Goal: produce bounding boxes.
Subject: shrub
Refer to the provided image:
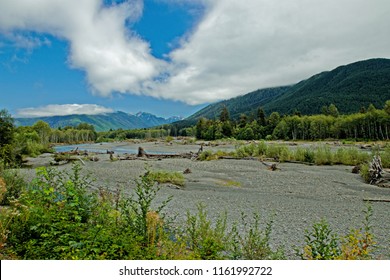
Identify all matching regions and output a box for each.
[298,205,375,260]
[297,219,340,260]
[266,145,291,162]
[235,143,256,158]
[314,145,333,165]
[333,147,370,166]
[0,170,25,205]
[256,141,268,156]
[338,204,375,260]
[229,213,285,260]
[183,204,230,260]
[359,163,371,183]
[6,163,98,259]
[379,146,390,168]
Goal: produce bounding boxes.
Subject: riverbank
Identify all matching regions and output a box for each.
[18,141,390,259]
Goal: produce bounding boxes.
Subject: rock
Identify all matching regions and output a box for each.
[352,165,361,174]
[183,168,192,174]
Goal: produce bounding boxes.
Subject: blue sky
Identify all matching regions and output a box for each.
[1,0,390,118]
[0,0,206,118]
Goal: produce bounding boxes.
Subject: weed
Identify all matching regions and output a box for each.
[229,213,284,260]
[183,204,228,260]
[297,204,376,260]
[360,163,371,183]
[297,219,340,260]
[338,204,376,260]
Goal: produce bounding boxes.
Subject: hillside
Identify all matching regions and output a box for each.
[264,58,390,115]
[188,86,292,121]
[185,58,390,123]
[15,111,182,132]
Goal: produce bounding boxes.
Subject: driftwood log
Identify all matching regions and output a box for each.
[118,147,195,161]
[260,160,280,171]
[367,155,390,188]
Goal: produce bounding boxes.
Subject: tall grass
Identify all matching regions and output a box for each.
[201,141,374,167]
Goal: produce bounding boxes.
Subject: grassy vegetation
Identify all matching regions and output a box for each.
[147,170,185,187]
[0,164,381,260]
[198,141,387,167]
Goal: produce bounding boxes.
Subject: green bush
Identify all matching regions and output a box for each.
[184,204,228,260]
[360,163,371,183]
[229,213,285,260]
[294,147,315,163]
[314,145,333,165]
[297,219,341,260]
[297,205,375,260]
[0,170,25,205]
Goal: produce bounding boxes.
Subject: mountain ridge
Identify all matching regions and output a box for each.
[14,111,183,132]
[183,58,390,123]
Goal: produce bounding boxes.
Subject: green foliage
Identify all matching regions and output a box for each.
[0,170,25,205]
[184,204,228,260]
[0,109,16,167]
[198,150,231,161]
[6,163,96,259]
[146,170,185,187]
[298,219,341,260]
[229,213,284,260]
[294,147,315,163]
[313,145,334,165]
[298,205,376,260]
[338,204,375,260]
[121,170,173,249]
[360,163,371,183]
[182,205,283,260]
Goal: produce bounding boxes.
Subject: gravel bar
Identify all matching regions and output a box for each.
[18,142,390,259]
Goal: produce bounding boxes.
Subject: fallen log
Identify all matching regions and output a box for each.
[118,148,195,161]
[363,198,390,203]
[261,160,280,171]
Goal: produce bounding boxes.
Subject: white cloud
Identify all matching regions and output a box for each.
[1,0,390,105]
[17,104,114,117]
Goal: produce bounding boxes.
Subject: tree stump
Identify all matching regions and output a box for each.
[369,155,383,184]
[137,147,147,157]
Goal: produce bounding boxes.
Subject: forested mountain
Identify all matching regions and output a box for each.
[184,58,390,123]
[188,86,292,121]
[264,58,390,115]
[15,111,182,132]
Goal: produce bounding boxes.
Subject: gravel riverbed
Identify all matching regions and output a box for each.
[19,142,390,259]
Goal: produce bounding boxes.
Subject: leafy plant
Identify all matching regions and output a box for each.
[183,204,228,260]
[229,213,284,260]
[338,204,376,260]
[297,219,341,260]
[0,170,25,206]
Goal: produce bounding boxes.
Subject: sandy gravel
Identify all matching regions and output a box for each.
[18,142,390,259]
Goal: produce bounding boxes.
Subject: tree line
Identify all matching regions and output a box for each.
[191,102,390,141]
[0,109,97,166]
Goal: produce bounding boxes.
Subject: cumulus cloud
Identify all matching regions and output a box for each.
[1,0,390,105]
[152,0,390,104]
[17,104,114,117]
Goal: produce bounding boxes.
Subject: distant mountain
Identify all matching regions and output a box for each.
[15,111,183,132]
[184,58,390,123]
